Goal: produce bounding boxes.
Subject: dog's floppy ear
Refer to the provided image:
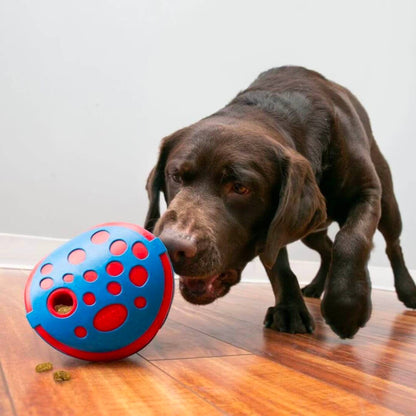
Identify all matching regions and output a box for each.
[261,145,327,269]
[144,129,185,231]
[144,165,162,232]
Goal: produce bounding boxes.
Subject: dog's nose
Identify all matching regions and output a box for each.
[158,229,198,264]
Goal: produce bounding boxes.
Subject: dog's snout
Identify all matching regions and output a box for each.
[159,230,198,264]
[154,206,222,276]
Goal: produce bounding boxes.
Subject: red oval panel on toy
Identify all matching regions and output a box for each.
[24,222,174,361]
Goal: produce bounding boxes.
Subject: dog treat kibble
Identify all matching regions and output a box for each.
[53,370,71,382]
[35,362,53,373]
[54,304,73,314]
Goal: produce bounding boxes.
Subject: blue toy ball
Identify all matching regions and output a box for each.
[24,222,174,361]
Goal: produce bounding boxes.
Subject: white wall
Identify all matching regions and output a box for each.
[1,0,415,270]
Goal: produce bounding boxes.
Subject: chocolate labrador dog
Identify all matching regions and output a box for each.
[144,66,416,339]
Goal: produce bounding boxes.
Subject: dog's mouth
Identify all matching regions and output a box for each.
[179,270,241,305]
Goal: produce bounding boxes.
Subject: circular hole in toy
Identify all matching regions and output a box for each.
[107,281,122,295]
[47,288,77,318]
[83,270,98,282]
[129,265,148,287]
[67,248,86,265]
[83,292,96,305]
[63,273,74,283]
[106,261,124,276]
[91,230,110,244]
[132,242,148,259]
[109,239,127,255]
[40,263,53,275]
[40,277,54,290]
[74,326,87,338]
[134,296,147,309]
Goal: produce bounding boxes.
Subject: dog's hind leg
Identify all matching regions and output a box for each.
[301,229,333,299]
[374,148,416,308]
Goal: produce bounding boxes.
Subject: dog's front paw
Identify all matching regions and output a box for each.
[264,303,315,334]
[321,280,372,339]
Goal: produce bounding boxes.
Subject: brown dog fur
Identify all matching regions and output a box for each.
[145,66,416,338]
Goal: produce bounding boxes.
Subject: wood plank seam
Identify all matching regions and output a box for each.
[168,318,255,356]
[157,355,408,416]
[168,315,416,414]
[139,354,229,415]
[0,361,16,416]
[146,353,253,362]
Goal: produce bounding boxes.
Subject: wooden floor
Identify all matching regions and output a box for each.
[1,269,416,415]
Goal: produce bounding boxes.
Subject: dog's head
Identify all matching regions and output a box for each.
[145,118,326,304]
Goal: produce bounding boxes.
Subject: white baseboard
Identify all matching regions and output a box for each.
[243,258,399,291]
[0,233,68,270]
[2,233,411,292]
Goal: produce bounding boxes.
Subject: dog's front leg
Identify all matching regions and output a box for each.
[260,248,315,334]
[321,188,381,339]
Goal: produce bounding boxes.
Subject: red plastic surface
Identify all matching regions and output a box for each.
[93,304,128,332]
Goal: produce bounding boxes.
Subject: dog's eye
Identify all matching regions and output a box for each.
[169,173,182,184]
[232,183,250,195]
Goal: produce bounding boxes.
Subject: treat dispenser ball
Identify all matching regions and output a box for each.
[24,222,174,361]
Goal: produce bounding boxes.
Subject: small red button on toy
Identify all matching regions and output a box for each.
[24,222,174,361]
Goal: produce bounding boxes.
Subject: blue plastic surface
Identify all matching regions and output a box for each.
[24,223,174,359]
